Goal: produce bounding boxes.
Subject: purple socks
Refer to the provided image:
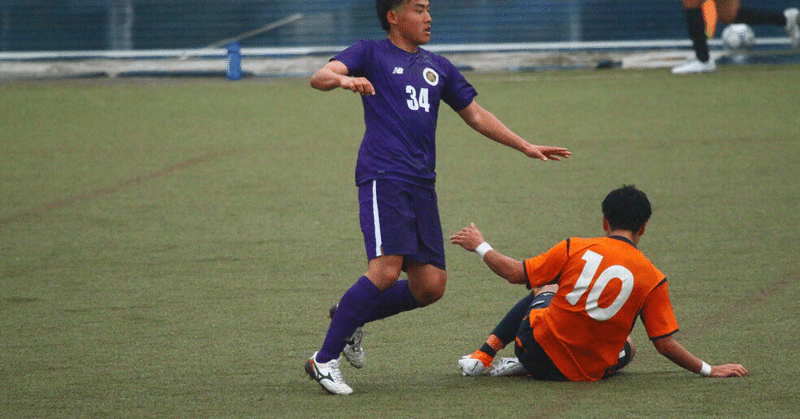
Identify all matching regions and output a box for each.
[316,277,421,363]
[362,279,421,323]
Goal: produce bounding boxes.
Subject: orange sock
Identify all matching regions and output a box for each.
[469,350,494,367]
[469,334,506,367]
[486,334,504,353]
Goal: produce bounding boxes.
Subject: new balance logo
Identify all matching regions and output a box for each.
[392,67,404,74]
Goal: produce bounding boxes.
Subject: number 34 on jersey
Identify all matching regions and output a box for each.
[405,85,430,112]
[404,66,440,112]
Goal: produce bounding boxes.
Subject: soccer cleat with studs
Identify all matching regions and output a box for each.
[343,327,365,369]
[305,351,353,395]
[671,58,716,75]
[458,355,490,376]
[489,357,528,377]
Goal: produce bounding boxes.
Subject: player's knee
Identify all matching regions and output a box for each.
[369,269,402,290]
[415,290,442,306]
[379,265,402,282]
[366,257,404,290]
[412,273,447,306]
[417,286,445,305]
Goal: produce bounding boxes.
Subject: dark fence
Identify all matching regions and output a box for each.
[0,0,794,51]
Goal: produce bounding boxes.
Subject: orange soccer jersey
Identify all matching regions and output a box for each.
[523,236,679,381]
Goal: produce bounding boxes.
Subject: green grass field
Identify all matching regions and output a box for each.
[1,65,799,418]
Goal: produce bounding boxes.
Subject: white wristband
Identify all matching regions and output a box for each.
[475,242,493,259]
[699,361,712,377]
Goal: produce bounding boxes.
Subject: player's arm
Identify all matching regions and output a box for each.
[643,282,747,378]
[456,101,571,162]
[310,60,375,96]
[449,223,527,284]
[651,335,748,378]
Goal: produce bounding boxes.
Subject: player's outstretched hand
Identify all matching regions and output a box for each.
[524,145,572,162]
[341,76,376,96]
[710,363,748,378]
[449,223,485,252]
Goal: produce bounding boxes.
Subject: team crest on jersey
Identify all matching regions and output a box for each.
[422,68,439,86]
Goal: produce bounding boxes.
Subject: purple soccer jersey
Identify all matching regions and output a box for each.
[333,39,477,186]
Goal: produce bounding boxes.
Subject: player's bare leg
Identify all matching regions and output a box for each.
[365,254,405,292]
[405,261,447,306]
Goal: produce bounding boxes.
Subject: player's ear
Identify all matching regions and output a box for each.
[386,8,400,26]
[637,223,647,237]
[602,217,610,233]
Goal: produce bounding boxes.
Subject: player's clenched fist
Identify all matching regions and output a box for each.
[341,76,375,96]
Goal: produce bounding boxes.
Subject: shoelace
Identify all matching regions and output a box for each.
[329,361,344,382]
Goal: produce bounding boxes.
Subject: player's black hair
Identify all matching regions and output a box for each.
[602,185,652,232]
[376,0,407,32]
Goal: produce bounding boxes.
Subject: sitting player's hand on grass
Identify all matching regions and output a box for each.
[710,363,748,378]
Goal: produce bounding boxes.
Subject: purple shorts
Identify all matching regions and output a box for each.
[358,179,446,271]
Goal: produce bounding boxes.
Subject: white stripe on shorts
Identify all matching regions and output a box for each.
[372,180,383,257]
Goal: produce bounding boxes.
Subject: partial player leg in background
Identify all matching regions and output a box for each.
[674,0,798,74]
[672,0,718,74]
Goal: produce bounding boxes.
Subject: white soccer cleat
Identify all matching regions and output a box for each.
[489,357,528,377]
[785,8,800,49]
[305,352,353,395]
[343,328,365,369]
[671,59,716,75]
[458,355,489,376]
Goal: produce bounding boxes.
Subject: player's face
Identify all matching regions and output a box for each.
[393,0,432,47]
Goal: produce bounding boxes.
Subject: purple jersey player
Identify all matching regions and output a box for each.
[305,0,571,395]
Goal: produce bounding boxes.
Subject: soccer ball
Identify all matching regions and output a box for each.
[721,24,756,52]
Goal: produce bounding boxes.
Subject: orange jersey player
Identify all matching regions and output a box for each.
[521,236,677,381]
[450,185,748,381]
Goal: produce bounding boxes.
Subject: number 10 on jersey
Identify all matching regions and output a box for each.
[565,250,634,321]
